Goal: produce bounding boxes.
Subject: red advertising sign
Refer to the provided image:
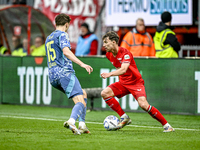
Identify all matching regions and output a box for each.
[34,0,104,49]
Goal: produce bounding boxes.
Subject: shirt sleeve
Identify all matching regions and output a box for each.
[121,52,132,63]
[59,32,71,50]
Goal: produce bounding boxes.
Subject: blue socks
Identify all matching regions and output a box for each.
[70,102,85,121]
[79,98,87,122]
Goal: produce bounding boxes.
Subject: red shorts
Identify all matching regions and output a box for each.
[108,81,146,100]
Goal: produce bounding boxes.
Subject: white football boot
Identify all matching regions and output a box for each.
[116,117,131,130]
[163,123,175,132]
[63,121,81,135]
[78,125,91,134]
[163,126,175,132]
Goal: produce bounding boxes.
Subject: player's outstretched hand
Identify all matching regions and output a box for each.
[81,64,93,74]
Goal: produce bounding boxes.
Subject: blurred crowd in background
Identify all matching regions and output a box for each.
[0,0,200,58]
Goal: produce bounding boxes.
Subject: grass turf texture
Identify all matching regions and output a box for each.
[0,104,200,150]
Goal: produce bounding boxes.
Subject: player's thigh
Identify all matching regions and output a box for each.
[107,82,130,98]
[126,82,147,100]
[51,80,65,93]
[60,74,83,99]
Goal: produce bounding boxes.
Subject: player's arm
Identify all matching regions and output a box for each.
[62,47,93,74]
[101,62,130,79]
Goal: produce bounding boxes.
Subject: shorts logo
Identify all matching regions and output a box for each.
[124,55,130,60]
[137,89,141,91]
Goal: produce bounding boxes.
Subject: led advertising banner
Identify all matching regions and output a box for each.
[0,56,200,114]
[106,0,192,26]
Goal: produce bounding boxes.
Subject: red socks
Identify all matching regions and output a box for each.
[104,97,125,117]
[147,105,167,125]
[104,97,167,126]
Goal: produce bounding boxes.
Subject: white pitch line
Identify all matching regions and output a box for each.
[0,115,64,122]
[1,115,199,131]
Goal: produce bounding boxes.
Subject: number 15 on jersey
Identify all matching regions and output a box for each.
[46,41,56,62]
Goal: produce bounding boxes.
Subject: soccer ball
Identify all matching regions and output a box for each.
[103,115,119,131]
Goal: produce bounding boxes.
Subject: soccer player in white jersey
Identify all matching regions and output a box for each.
[45,13,93,135]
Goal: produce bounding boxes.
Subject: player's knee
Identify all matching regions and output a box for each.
[101,90,105,98]
[101,89,108,98]
[101,87,113,99]
[73,95,86,107]
[82,89,87,99]
[81,101,86,107]
[139,103,148,111]
[78,99,86,107]
[137,96,149,111]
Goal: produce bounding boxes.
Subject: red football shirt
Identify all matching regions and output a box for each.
[106,47,143,85]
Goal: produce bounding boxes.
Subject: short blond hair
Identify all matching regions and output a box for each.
[136,18,144,25]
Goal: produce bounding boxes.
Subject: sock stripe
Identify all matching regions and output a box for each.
[147,106,168,125]
[147,105,152,113]
[104,96,125,116]
[104,97,113,102]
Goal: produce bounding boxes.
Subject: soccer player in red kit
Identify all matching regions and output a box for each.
[101,31,174,132]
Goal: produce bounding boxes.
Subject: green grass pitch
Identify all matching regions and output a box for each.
[0,104,200,150]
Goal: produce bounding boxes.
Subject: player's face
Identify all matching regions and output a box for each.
[103,37,115,52]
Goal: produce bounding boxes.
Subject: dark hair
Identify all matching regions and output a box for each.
[161,11,172,23]
[102,31,119,44]
[55,13,71,26]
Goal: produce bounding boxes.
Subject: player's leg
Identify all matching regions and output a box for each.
[70,94,86,123]
[137,96,175,132]
[78,89,90,134]
[78,89,87,123]
[128,81,174,132]
[61,74,85,135]
[101,83,131,129]
[64,94,85,135]
[101,86,125,117]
